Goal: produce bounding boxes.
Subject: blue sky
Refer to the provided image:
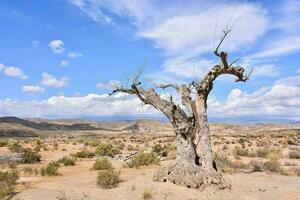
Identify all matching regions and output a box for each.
[0,0,299,121]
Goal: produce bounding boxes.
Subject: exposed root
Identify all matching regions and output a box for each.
[153,161,231,190]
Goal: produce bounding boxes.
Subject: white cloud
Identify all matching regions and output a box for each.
[0,63,4,72]
[61,60,70,67]
[67,51,83,58]
[68,0,113,24]
[69,1,268,80]
[96,80,121,90]
[250,36,300,59]
[275,75,300,86]
[162,56,214,79]
[22,85,45,95]
[252,64,280,78]
[2,66,28,79]
[208,83,300,119]
[0,93,157,118]
[42,73,69,88]
[49,40,65,54]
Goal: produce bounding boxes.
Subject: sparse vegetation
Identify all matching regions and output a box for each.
[96,169,120,189]
[73,150,95,158]
[41,161,60,176]
[233,146,249,157]
[289,149,300,159]
[21,148,41,164]
[0,171,19,199]
[95,143,120,157]
[142,189,153,200]
[93,157,112,170]
[126,152,160,168]
[59,157,76,166]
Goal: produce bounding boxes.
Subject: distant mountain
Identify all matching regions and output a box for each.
[0,116,98,131]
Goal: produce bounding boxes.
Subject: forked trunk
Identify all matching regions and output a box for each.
[153,119,229,189]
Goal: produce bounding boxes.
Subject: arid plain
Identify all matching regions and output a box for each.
[0,117,300,200]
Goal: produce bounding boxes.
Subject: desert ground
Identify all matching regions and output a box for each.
[0,117,300,200]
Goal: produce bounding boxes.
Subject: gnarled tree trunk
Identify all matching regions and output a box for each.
[110,29,250,190]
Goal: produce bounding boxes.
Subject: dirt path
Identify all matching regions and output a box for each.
[13,160,300,200]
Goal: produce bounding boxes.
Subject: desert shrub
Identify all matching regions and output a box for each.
[266,149,281,161]
[23,166,34,174]
[289,149,300,159]
[53,142,59,150]
[8,142,24,153]
[41,162,60,176]
[21,148,41,164]
[127,145,135,151]
[95,144,114,157]
[292,168,300,176]
[0,140,8,147]
[58,157,76,166]
[126,152,160,168]
[93,157,112,170]
[233,147,249,157]
[249,160,263,172]
[96,169,120,189]
[256,148,269,158]
[73,150,94,158]
[90,140,100,147]
[152,144,168,157]
[263,159,281,173]
[0,171,19,199]
[142,189,153,200]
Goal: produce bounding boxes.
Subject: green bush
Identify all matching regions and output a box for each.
[95,144,114,157]
[126,152,160,168]
[233,147,249,157]
[0,140,8,147]
[21,148,41,164]
[8,142,24,153]
[0,171,19,199]
[41,162,60,176]
[58,157,76,166]
[256,148,269,158]
[97,169,120,189]
[73,150,94,158]
[93,157,112,170]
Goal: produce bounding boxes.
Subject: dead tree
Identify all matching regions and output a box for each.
[110,29,250,189]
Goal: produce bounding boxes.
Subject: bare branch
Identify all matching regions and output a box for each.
[214,29,231,57]
[155,83,178,90]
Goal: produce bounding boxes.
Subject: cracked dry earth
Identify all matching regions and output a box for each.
[13,160,300,200]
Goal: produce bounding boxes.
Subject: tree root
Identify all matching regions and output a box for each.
[153,161,231,190]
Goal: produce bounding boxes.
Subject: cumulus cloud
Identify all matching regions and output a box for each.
[0,63,28,79]
[67,51,83,58]
[0,93,157,118]
[49,40,65,54]
[208,83,300,120]
[61,60,70,67]
[42,73,69,88]
[22,85,45,95]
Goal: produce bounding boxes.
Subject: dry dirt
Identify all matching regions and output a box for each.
[13,160,300,200]
[0,119,299,200]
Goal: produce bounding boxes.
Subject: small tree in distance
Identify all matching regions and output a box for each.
[110,28,251,189]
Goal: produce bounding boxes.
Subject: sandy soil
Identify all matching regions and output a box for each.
[13,159,300,200]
